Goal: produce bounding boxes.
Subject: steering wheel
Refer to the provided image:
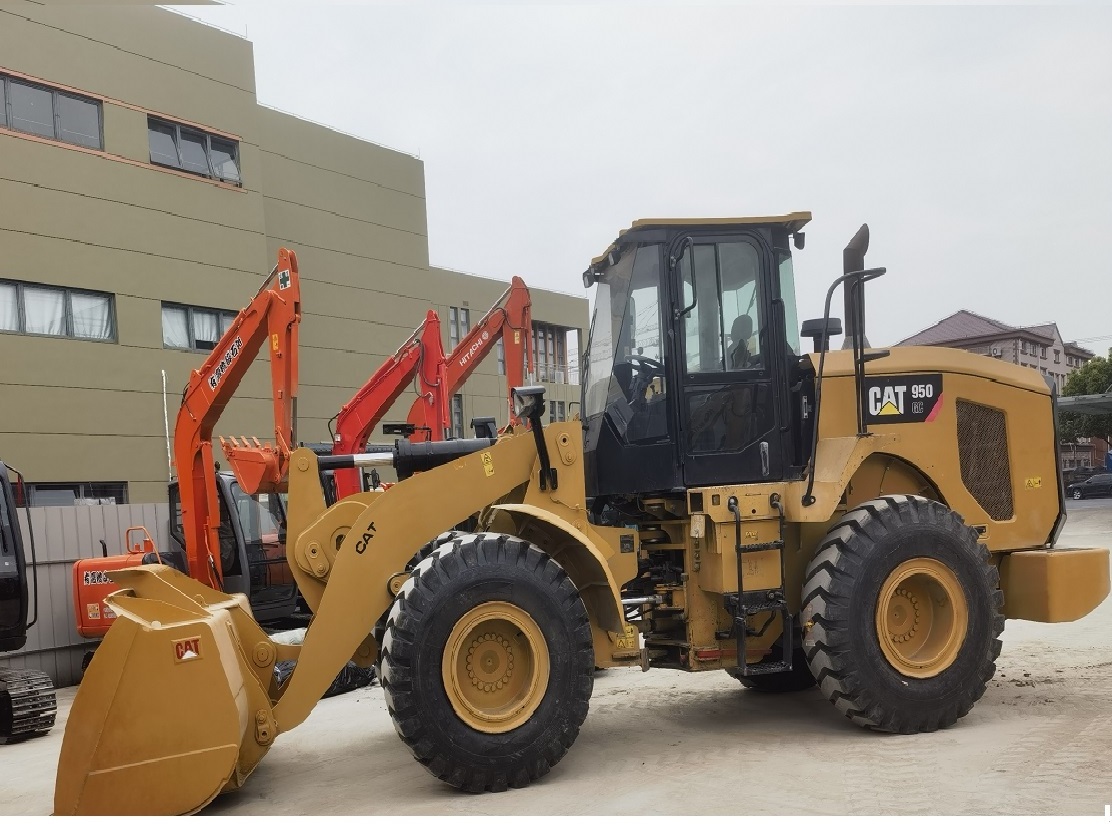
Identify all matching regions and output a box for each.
[626,354,665,402]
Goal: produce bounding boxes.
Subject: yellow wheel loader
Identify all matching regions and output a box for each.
[54,214,1110,814]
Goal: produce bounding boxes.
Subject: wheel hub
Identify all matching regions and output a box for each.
[875,558,968,678]
[466,634,515,691]
[443,601,549,733]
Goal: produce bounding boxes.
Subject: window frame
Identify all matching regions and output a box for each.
[449,307,460,349]
[1,73,104,150]
[451,393,464,439]
[161,301,237,352]
[0,278,116,342]
[533,321,571,384]
[29,481,128,506]
[146,115,241,185]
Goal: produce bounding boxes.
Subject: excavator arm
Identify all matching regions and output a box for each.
[329,310,446,499]
[330,279,532,498]
[177,248,301,588]
[406,276,534,438]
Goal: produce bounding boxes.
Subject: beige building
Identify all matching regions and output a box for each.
[0,4,585,504]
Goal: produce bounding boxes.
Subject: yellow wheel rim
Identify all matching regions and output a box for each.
[875,558,968,678]
[442,601,550,733]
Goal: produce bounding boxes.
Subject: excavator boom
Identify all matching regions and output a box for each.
[407,276,534,436]
[330,310,445,499]
[330,278,532,498]
[177,248,301,587]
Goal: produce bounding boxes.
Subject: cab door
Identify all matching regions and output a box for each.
[672,234,785,487]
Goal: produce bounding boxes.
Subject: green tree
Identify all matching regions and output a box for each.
[1059,356,1112,443]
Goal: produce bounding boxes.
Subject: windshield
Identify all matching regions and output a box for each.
[229,484,283,543]
[583,244,662,419]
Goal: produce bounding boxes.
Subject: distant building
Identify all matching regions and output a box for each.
[897,310,1104,473]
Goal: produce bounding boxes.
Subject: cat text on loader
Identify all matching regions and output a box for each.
[55,214,1110,814]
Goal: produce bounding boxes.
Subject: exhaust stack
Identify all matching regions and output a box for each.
[842,224,870,349]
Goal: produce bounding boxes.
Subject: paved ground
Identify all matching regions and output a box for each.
[6,501,1111,816]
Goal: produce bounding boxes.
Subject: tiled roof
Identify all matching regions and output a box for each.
[898,310,1014,346]
[898,310,1069,347]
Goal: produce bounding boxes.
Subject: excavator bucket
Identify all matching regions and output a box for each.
[54,566,278,815]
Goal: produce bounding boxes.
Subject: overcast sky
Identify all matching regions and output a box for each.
[170,3,1112,351]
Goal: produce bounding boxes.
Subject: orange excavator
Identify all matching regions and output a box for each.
[328,276,535,498]
[73,249,303,635]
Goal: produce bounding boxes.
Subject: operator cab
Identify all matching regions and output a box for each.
[581,214,811,499]
[168,475,296,625]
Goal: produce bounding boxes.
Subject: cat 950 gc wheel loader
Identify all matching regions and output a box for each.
[54,214,1110,815]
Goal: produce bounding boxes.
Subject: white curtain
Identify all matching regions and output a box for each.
[71,292,112,340]
[192,309,219,348]
[0,283,17,331]
[23,286,65,336]
[162,305,190,348]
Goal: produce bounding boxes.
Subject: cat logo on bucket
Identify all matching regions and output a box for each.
[174,637,202,662]
[863,373,943,425]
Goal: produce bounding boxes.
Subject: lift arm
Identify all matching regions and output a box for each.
[178,249,301,588]
[330,311,446,499]
[406,276,534,438]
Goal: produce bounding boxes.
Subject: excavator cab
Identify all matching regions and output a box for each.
[168,474,296,626]
[0,461,57,742]
[582,215,812,500]
[0,462,30,654]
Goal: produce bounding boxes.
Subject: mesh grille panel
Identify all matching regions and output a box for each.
[956,400,1014,521]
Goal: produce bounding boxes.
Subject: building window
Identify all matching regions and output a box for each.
[448,306,470,350]
[162,302,236,351]
[0,279,115,341]
[1,73,103,149]
[451,393,464,438]
[549,400,566,423]
[1040,345,1047,358]
[533,323,570,384]
[147,116,241,184]
[496,338,506,375]
[1054,349,1060,364]
[29,481,127,506]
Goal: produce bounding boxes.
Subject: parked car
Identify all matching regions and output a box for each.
[1066,473,1112,500]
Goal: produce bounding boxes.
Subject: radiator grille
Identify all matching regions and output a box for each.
[956,400,1014,521]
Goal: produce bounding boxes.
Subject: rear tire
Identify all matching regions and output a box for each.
[801,495,1003,733]
[726,646,816,692]
[381,533,593,792]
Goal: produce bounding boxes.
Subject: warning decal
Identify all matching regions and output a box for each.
[863,374,944,425]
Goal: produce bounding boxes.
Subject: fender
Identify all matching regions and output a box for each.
[492,503,625,633]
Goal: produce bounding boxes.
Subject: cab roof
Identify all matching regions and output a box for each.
[590,211,812,267]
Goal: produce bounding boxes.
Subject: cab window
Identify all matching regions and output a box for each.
[680,240,763,374]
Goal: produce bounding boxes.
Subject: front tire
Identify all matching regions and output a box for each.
[801,495,1003,733]
[381,533,594,791]
[1072,489,1084,500]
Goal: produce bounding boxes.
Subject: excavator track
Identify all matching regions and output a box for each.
[0,668,57,743]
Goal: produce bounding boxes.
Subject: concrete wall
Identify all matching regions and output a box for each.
[0,503,170,688]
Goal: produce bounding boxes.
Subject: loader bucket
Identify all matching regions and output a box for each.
[54,567,277,815]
